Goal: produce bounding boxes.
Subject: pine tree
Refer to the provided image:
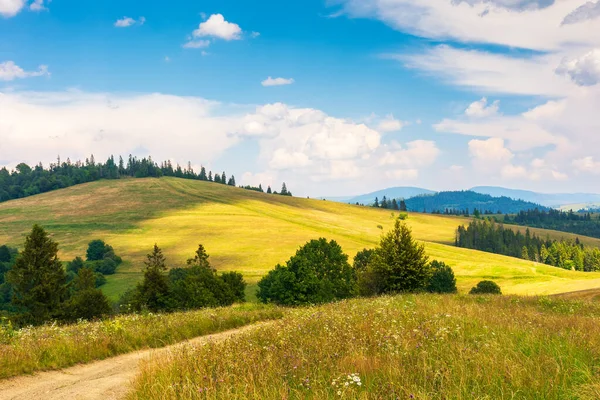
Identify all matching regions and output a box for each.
[199,166,207,181]
[259,184,263,193]
[137,244,170,311]
[374,197,379,208]
[392,199,399,211]
[221,172,227,184]
[208,171,213,182]
[281,183,288,195]
[267,186,272,194]
[7,225,67,324]
[228,175,236,186]
[399,200,407,212]
[361,219,431,294]
[187,244,211,269]
[66,267,111,320]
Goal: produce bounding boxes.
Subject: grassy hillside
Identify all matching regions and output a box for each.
[129,294,600,399]
[1,177,600,300]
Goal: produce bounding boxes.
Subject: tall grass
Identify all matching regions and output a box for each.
[130,295,600,399]
[0,303,283,380]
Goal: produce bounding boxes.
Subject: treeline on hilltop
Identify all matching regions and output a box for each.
[456,219,600,272]
[502,208,600,240]
[0,155,292,203]
[369,191,547,215]
[0,225,246,326]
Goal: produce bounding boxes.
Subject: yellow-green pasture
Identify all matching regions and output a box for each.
[0,177,599,300]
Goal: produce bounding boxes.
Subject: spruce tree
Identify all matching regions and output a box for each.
[208,171,213,182]
[281,183,288,195]
[361,219,431,294]
[137,244,170,311]
[400,200,407,212]
[221,172,227,184]
[267,186,272,194]
[7,225,67,324]
[199,166,207,181]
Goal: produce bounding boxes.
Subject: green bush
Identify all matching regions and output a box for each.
[470,280,502,295]
[221,271,246,302]
[257,238,356,306]
[427,260,457,294]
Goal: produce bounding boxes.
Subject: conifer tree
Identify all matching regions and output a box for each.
[137,244,170,311]
[199,166,207,181]
[374,197,379,208]
[267,186,272,194]
[208,171,213,182]
[7,225,67,324]
[221,172,227,184]
[281,183,288,195]
[399,200,407,212]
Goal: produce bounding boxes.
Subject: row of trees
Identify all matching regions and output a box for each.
[257,219,459,306]
[373,196,407,211]
[0,226,245,326]
[456,220,600,272]
[0,155,292,202]
[118,244,245,313]
[502,208,600,240]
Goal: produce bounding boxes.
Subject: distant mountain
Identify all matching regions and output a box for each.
[405,191,549,214]
[346,187,435,205]
[470,186,600,208]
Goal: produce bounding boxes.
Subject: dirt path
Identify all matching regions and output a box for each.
[0,323,263,400]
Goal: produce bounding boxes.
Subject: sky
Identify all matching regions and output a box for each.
[0,0,599,197]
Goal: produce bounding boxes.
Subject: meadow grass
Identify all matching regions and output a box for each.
[129,295,600,400]
[0,177,599,300]
[0,303,283,380]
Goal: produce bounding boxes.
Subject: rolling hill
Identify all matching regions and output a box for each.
[1,177,600,301]
[339,187,435,205]
[404,191,548,214]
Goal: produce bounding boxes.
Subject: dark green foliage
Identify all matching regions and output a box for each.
[86,240,108,261]
[504,209,600,240]
[456,219,600,271]
[134,244,170,312]
[0,246,11,263]
[221,272,246,302]
[6,225,67,325]
[470,280,502,295]
[67,256,85,274]
[427,261,457,294]
[257,238,356,306]
[65,268,112,320]
[353,249,375,271]
[359,220,431,295]
[94,258,118,275]
[267,186,272,194]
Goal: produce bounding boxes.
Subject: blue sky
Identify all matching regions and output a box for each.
[1,0,600,196]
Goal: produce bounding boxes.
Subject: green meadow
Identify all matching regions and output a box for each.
[0,177,599,301]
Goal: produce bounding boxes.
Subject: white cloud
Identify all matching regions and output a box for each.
[269,149,312,170]
[0,0,25,17]
[573,156,600,174]
[377,114,404,132]
[465,97,500,118]
[29,0,48,12]
[261,77,295,87]
[251,31,261,38]
[335,0,600,51]
[192,14,242,41]
[183,39,210,49]
[469,138,513,167]
[562,1,600,25]
[556,49,600,86]
[114,17,145,28]
[0,61,49,81]
[386,169,419,180]
[379,140,440,167]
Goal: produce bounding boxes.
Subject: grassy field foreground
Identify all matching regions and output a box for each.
[129,295,600,400]
[1,177,600,300]
[0,304,283,380]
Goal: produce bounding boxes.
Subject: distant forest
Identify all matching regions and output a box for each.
[502,209,600,240]
[372,191,548,215]
[456,219,600,272]
[0,155,292,203]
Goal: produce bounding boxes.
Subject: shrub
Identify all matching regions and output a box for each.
[427,260,458,294]
[359,219,431,295]
[353,249,374,272]
[221,271,246,302]
[470,280,502,295]
[95,258,117,275]
[257,238,356,306]
[66,256,85,275]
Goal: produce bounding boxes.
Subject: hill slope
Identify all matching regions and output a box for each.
[344,187,435,205]
[0,177,599,300]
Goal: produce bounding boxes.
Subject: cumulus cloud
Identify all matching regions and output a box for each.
[556,49,600,86]
[465,97,500,118]
[114,16,145,28]
[192,14,242,41]
[0,61,49,81]
[469,138,513,167]
[29,0,48,12]
[573,156,600,174]
[379,140,440,167]
[261,77,295,87]
[562,1,600,25]
[377,114,405,132]
[0,0,26,17]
